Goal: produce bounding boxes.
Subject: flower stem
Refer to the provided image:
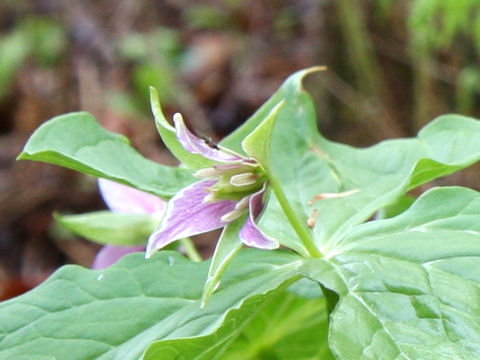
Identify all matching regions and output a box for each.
[268,173,322,258]
[180,238,203,262]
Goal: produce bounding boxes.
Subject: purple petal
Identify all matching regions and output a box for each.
[98,178,165,214]
[174,114,244,162]
[146,179,237,257]
[91,245,144,269]
[239,187,279,249]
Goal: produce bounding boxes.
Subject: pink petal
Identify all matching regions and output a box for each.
[174,114,244,163]
[239,187,279,249]
[146,179,237,257]
[98,178,165,214]
[91,245,144,269]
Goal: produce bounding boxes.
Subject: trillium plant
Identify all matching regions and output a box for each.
[3,67,480,360]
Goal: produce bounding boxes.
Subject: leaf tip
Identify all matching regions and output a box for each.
[149,86,175,134]
[305,65,327,73]
[149,86,159,99]
[16,152,28,161]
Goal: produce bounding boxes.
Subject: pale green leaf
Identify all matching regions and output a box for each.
[0,250,302,360]
[18,112,195,198]
[223,291,334,360]
[225,67,330,256]
[375,195,416,219]
[232,66,480,255]
[146,290,333,360]
[301,187,480,359]
[54,211,158,246]
[221,66,326,153]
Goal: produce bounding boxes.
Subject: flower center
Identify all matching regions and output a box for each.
[195,162,267,203]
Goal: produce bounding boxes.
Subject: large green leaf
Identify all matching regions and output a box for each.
[224,68,480,255]
[145,290,333,360]
[0,250,302,360]
[301,187,480,359]
[11,67,480,360]
[311,114,480,250]
[18,112,195,198]
[221,66,325,153]
[222,290,334,360]
[222,67,332,256]
[222,69,480,358]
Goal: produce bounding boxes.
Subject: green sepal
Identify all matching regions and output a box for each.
[242,100,284,170]
[150,87,214,169]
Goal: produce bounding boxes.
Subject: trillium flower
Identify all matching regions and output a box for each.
[92,179,165,269]
[146,113,278,258]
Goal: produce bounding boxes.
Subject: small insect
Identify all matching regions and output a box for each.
[197,132,219,150]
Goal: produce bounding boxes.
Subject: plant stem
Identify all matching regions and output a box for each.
[268,174,322,258]
[180,238,203,262]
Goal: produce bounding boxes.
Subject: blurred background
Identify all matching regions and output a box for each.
[1,0,480,299]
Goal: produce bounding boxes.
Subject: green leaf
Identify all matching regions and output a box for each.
[18,112,195,198]
[54,211,158,246]
[228,66,480,255]
[0,249,302,360]
[221,66,326,153]
[202,216,245,306]
[307,114,480,250]
[222,291,334,360]
[301,187,480,359]
[150,87,214,169]
[287,277,324,299]
[375,194,416,219]
[224,67,330,256]
[143,289,280,360]
[146,290,333,360]
[241,100,284,170]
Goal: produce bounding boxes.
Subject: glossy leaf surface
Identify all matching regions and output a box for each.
[0,250,301,360]
[19,112,195,198]
[224,69,480,256]
[301,187,480,359]
[145,290,333,360]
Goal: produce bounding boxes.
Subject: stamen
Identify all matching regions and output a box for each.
[230,172,258,187]
[308,189,358,206]
[220,208,244,222]
[307,209,319,228]
[194,167,223,178]
[203,192,217,203]
[235,195,250,210]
